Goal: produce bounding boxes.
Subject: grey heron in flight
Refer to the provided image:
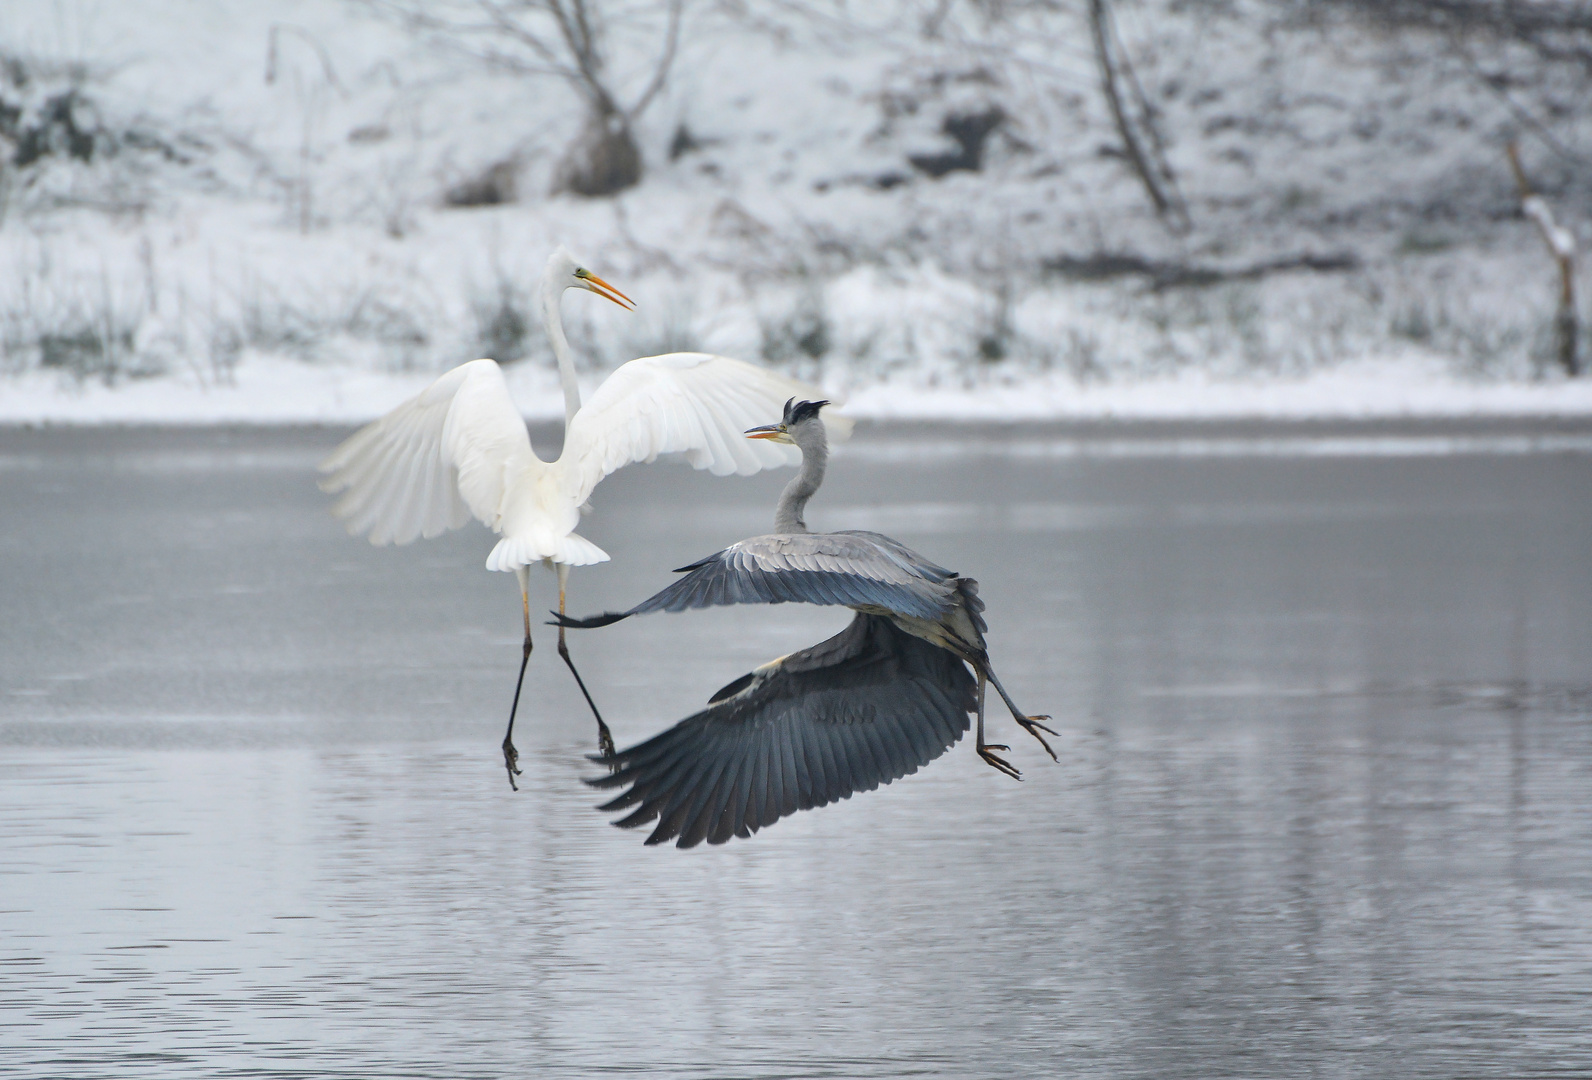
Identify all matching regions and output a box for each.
[554,398,1056,845]
[318,250,848,789]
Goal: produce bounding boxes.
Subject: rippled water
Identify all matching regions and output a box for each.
[3,422,1591,1078]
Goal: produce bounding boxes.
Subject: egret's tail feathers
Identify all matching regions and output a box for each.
[485,532,611,572]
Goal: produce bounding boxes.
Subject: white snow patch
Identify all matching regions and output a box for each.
[842,358,1592,421]
[6,354,1592,425]
[0,351,567,425]
[1522,197,1578,261]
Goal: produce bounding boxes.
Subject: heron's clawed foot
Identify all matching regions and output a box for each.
[1017,714,1059,762]
[978,742,1022,781]
[502,737,523,791]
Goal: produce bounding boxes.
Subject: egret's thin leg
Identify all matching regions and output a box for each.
[554,563,615,758]
[981,662,1058,762]
[975,671,1020,780]
[502,566,532,790]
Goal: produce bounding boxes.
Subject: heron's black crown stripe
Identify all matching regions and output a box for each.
[785,398,828,426]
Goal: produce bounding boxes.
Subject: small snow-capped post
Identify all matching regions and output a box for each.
[1507,141,1580,377]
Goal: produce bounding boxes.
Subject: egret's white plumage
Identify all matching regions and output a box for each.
[317,246,846,786]
[319,350,849,570]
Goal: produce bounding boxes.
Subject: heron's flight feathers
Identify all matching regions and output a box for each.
[586,614,975,847]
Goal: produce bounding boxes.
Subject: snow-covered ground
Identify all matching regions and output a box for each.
[1,0,1589,423]
[7,350,1592,425]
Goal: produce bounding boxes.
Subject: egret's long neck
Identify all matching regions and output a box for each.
[774,429,828,534]
[541,280,581,428]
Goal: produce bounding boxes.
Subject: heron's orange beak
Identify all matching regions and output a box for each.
[745,423,787,441]
[578,270,635,311]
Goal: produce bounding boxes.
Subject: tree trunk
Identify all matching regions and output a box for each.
[554,106,642,197]
[1089,0,1188,232]
[1508,142,1580,377]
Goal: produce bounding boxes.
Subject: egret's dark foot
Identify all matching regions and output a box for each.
[978,742,1021,781]
[1018,714,1059,761]
[503,737,522,791]
[596,719,616,762]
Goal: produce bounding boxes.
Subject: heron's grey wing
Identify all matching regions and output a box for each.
[626,532,959,621]
[550,532,963,628]
[587,614,975,848]
[833,530,960,583]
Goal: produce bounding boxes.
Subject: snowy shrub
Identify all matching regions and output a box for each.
[619,287,702,361]
[470,278,533,364]
[445,158,520,208]
[759,277,832,372]
[0,51,201,221]
[0,235,158,383]
[1,295,151,384]
[234,279,435,371]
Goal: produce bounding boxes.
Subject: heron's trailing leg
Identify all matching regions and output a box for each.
[981,661,1058,762]
[502,567,532,791]
[556,564,615,759]
[975,673,1021,781]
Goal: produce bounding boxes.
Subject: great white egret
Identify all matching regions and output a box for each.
[319,250,849,789]
[555,398,1055,845]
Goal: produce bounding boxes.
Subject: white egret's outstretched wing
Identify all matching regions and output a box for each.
[587,614,975,847]
[318,359,533,545]
[557,352,852,508]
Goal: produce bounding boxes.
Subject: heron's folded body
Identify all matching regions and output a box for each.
[561,528,992,661]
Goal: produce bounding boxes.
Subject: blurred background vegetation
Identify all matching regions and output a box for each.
[0,0,1587,394]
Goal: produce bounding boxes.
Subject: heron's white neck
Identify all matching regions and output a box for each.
[541,279,582,428]
[775,425,828,534]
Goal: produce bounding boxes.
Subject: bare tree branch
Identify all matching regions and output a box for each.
[1451,39,1592,167]
[265,25,348,95]
[1089,0,1188,232]
[477,1,572,73]
[1507,141,1580,376]
[544,0,612,110]
[362,0,685,195]
[629,0,683,120]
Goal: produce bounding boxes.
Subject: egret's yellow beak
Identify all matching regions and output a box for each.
[745,423,792,443]
[575,269,635,311]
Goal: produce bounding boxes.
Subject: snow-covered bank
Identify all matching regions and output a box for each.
[5,352,1592,426]
[2,1,1589,422]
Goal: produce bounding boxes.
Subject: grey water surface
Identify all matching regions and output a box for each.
[2,420,1591,1079]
